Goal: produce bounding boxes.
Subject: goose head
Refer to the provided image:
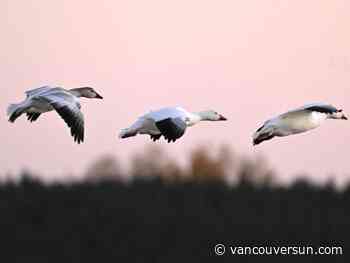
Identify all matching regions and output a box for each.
[198,110,227,121]
[70,87,103,99]
[329,109,348,120]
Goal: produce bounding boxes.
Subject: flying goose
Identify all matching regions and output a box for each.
[119,107,227,143]
[7,86,103,144]
[253,103,347,145]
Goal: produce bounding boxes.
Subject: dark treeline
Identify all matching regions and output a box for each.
[1,146,348,261]
[0,175,349,262]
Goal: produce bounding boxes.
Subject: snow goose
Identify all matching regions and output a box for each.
[119,107,227,143]
[7,86,103,144]
[253,103,347,145]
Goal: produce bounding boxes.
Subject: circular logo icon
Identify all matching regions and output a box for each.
[215,244,225,256]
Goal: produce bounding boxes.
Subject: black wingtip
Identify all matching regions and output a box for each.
[253,133,274,146]
[150,134,162,142]
[52,104,84,145]
[155,118,186,143]
[26,113,41,122]
[95,93,103,99]
[252,140,260,146]
[8,110,22,123]
[73,132,84,144]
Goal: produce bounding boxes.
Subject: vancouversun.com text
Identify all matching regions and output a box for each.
[214,244,343,256]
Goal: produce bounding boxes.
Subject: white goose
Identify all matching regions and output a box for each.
[119,107,227,143]
[253,103,347,145]
[7,86,103,144]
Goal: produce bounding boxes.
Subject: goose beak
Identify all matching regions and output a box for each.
[95,93,103,99]
[219,114,227,121]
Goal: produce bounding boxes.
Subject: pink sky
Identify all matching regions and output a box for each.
[1,0,350,184]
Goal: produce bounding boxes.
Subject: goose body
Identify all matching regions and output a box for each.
[119,107,227,142]
[7,86,103,144]
[253,103,347,145]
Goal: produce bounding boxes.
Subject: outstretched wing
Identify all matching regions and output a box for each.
[155,117,187,143]
[146,107,188,122]
[38,91,85,144]
[302,103,338,114]
[279,103,339,120]
[25,86,52,98]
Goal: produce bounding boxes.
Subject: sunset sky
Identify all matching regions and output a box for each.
[1,0,349,184]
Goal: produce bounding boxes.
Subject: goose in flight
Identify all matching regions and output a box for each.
[7,86,103,144]
[253,103,347,145]
[119,107,227,143]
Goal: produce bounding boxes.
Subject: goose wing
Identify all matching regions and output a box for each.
[37,91,85,144]
[25,86,52,98]
[277,103,337,120]
[145,107,189,122]
[301,103,338,114]
[26,112,41,122]
[285,103,338,115]
[155,117,187,142]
